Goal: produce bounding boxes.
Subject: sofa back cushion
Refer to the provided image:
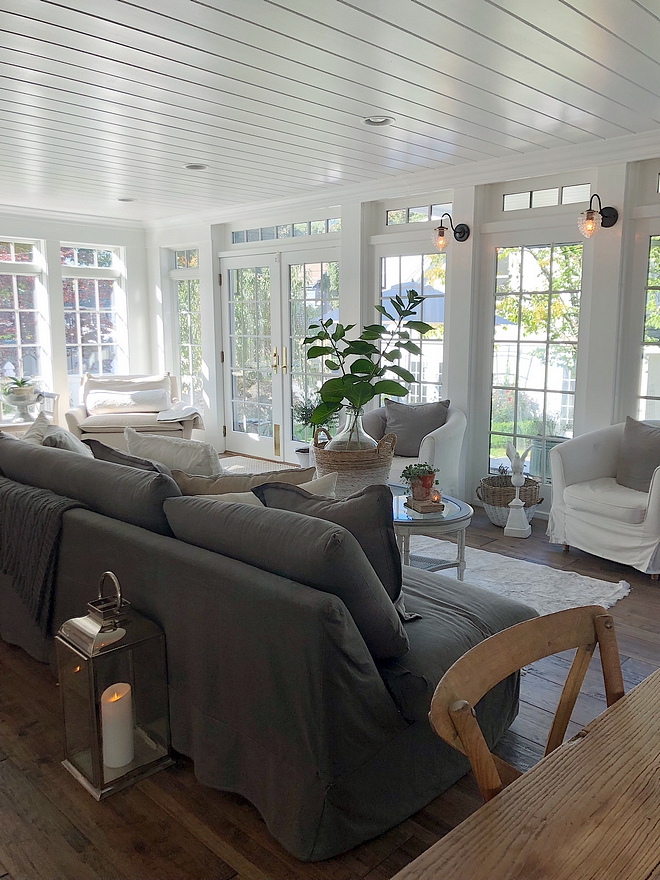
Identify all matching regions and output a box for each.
[616,416,660,493]
[164,496,409,660]
[252,483,402,603]
[84,438,173,476]
[0,434,180,534]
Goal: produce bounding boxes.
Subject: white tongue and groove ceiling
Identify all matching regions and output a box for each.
[2,0,660,222]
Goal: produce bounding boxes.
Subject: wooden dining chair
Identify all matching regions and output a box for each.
[429,604,625,802]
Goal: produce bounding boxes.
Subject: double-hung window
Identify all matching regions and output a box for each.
[171,249,203,407]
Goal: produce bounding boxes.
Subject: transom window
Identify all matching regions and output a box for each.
[490,243,583,483]
[62,244,128,405]
[640,236,660,418]
[386,203,451,226]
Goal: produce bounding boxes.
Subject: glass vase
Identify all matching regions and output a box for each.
[325,408,377,451]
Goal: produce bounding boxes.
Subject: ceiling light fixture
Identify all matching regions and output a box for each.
[433,213,470,251]
[577,193,619,239]
[184,163,208,171]
[362,115,394,126]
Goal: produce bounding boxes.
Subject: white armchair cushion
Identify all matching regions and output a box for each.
[564,477,648,525]
[125,427,221,476]
[86,388,171,415]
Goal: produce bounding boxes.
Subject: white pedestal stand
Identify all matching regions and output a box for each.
[503,472,531,538]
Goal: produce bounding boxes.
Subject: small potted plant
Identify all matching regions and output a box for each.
[400,462,440,501]
[3,375,35,400]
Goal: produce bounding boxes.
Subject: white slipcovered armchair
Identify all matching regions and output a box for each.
[66,373,203,451]
[547,421,660,576]
[362,404,467,498]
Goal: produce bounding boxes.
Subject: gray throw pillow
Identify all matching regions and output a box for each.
[252,483,402,603]
[616,417,660,492]
[171,466,316,495]
[384,398,450,457]
[84,438,173,476]
[164,497,409,660]
[41,426,93,456]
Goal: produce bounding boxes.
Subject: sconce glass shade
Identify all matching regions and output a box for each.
[577,208,601,239]
[434,225,447,251]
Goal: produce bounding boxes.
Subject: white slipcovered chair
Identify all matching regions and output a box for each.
[362,403,467,498]
[65,373,203,451]
[547,421,660,577]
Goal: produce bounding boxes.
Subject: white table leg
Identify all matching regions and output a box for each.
[397,532,411,566]
[456,528,467,581]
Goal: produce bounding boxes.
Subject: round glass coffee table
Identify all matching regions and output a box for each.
[392,494,474,581]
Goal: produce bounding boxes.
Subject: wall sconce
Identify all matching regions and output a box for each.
[577,194,619,239]
[433,213,470,251]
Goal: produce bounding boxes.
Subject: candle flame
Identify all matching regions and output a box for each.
[73,665,81,673]
[110,692,122,702]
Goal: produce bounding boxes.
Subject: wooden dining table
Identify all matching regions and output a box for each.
[391,667,660,880]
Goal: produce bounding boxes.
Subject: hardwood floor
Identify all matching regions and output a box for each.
[1,509,658,879]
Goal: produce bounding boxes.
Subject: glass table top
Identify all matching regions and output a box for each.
[392,493,473,524]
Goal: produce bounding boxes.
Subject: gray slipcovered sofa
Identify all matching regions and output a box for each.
[0,434,536,860]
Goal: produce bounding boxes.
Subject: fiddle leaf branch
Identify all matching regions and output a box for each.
[303,289,432,425]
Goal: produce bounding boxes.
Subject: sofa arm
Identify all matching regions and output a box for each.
[65,405,87,438]
[418,408,467,497]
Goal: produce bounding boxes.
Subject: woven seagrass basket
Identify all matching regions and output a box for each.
[476,474,544,527]
[313,428,396,499]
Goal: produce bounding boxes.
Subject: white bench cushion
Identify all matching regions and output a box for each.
[564,476,648,525]
[80,413,185,432]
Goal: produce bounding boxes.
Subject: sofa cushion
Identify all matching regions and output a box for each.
[378,567,537,722]
[83,373,172,411]
[205,471,338,504]
[83,438,173,476]
[253,483,402,602]
[42,426,93,456]
[616,416,660,493]
[172,466,316,495]
[164,496,409,660]
[19,412,51,446]
[80,413,183,432]
[384,398,450,457]
[125,427,221,475]
[565,476,648,524]
[0,434,180,535]
[86,388,171,415]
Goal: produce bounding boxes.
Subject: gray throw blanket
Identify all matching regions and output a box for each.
[0,476,83,636]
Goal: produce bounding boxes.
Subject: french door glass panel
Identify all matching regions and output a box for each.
[380,253,446,402]
[640,236,660,419]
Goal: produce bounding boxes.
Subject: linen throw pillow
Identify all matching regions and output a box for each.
[616,417,660,492]
[384,398,450,457]
[252,482,402,603]
[84,438,173,475]
[86,388,171,415]
[172,466,316,495]
[204,472,338,505]
[164,496,409,660]
[19,411,51,446]
[125,427,222,476]
[41,426,94,456]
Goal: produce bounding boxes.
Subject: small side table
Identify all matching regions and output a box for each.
[392,494,474,581]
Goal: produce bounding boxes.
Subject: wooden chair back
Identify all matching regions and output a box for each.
[429,605,624,802]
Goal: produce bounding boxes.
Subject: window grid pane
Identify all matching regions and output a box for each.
[177,279,203,406]
[639,236,660,418]
[490,243,583,484]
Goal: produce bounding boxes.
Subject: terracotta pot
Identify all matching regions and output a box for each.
[410,473,435,500]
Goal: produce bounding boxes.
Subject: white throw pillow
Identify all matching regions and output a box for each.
[125,427,222,476]
[20,412,51,445]
[204,471,338,505]
[42,426,94,456]
[86,389,171,415]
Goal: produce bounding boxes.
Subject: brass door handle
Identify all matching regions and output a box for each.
[281,346,288,374]
[272,347,279,372]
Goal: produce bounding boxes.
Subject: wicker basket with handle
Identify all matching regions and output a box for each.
[313,428,397,499]
[476,474,544,527]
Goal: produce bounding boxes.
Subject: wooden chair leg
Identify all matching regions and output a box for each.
[563,544,570,552]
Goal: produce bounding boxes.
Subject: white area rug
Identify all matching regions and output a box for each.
[219,456,298,475]
[409,536,631,615]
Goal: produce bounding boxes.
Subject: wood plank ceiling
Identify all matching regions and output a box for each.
[1,0,660,221]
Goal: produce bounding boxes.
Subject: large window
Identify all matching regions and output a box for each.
[380,253,446,403]
[490,243,583,482]
[62,245,128,405]
[0,239,50,419]
[172,249,203,407]
[640,236,660,418]
[289,260,339,441]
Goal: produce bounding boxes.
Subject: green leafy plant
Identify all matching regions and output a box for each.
[303,289,432,425]
[3,376,33,388]
[400,462,439,485]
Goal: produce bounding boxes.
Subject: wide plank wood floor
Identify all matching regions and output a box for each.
[1,509,658,879]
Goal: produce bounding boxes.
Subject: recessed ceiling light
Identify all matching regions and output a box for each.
[362,115,394,126]
[184,163,208,171]
[117,197,136,202]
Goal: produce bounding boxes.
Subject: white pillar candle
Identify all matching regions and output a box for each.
[101,682,134,768]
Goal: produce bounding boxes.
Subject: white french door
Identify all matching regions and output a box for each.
[222,250,339,461]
